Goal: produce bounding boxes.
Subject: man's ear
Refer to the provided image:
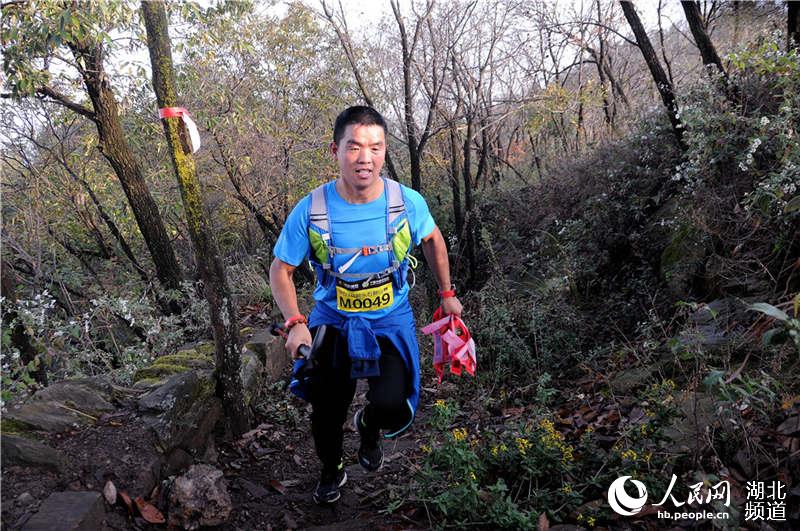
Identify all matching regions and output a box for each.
[330,141,338,158]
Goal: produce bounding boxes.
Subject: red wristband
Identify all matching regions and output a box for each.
[438,289,456,298]
[284,314,307,329]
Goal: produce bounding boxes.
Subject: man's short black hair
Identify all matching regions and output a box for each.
[333,106,387,145]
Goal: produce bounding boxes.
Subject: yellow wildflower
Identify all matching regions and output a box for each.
[491,445,499,457]
[469,471,477,481]
[452,428,468,442]
[561,484,573,494]
[561,445,574,464]
[434,399,446,409]
[621,449,638,461]
[587,516,596,526]
[516,437,532,455]
[421,444,431,454]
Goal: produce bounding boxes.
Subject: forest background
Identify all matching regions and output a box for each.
[1,0,799,528]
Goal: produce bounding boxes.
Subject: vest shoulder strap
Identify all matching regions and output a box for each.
[385,179,405,226]
[309,184,329,233]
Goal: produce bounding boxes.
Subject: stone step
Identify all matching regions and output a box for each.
[21,491,106,531]
[1,434,64,472]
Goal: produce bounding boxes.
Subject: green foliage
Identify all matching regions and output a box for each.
[678,36,800,220]
[408,406,677,528]
[1,1,137,96]
[429,398,459,430]
[749,301,800,354]
[0,282,212,402]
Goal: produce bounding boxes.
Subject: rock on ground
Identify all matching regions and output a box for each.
[168,464,232,530]
[1,435,64,472]
[21,491,106,531]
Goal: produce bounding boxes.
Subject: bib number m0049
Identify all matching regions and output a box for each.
[336,275,394,312]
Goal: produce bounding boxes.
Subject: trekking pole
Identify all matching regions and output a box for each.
[269,322,312,360]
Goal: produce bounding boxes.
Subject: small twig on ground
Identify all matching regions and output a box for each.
[54,402,97,421]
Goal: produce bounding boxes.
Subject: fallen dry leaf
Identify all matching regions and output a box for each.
[240,422,272,441]
[269,479,287,495]
[134,496,165,524]
[103,480,117,505]
[537,512,549,531]
[119,490,134,515]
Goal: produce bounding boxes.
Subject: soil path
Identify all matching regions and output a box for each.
[2,381,435,530]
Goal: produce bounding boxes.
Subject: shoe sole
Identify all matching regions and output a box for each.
[313,471,347,504]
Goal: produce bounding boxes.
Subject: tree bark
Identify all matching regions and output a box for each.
[391,0,431,192]
[619,1,685,149]
[141,0,251,436]
[681,1,740,102]
[68,40,184,302]
[681,1,726,77]
[449,127,463,239]
[461,115,477,282]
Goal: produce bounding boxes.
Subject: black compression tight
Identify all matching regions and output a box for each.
[308,326,411,470]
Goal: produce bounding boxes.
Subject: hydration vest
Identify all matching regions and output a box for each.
[307,178,415,289]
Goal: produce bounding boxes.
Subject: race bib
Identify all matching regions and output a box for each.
[336,275,394,312]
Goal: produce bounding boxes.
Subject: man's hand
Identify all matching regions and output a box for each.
[286,323,312,360]
[442,295,463,317]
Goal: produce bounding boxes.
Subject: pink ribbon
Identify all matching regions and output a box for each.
[422,314,476,383]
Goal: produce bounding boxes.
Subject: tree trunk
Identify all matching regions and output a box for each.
[681,1,726,76]
[68,41,184,303]
[680,0,738,103]
[394,1,422,192]
[461,117,477,283]
[619,1,685,149]
[449,127,463,239]
[141,0,251,436]
[789,0,799,51]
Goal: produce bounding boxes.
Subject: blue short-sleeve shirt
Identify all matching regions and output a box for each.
[273,179,436,319]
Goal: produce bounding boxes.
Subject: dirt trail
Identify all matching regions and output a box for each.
[2,381,431,530]
[221,382,428,529]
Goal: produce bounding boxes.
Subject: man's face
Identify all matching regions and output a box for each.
[332,123,386,192]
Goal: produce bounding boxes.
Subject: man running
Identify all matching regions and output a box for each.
[269,105,462,504]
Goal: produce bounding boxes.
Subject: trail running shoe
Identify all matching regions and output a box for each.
[354,408,384,472]
[313,462,347,504]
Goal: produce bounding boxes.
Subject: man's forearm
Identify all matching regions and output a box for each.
[421,227,453,292]
[269,258,302,319]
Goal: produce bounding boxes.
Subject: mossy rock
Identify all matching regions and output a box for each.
[134,363,190,383]
[138,370,221,453]
[193,342,215,357]
[133,347,215,384]
[0,418,40,439]
[155,353,214,369]
[132,377,165,390]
